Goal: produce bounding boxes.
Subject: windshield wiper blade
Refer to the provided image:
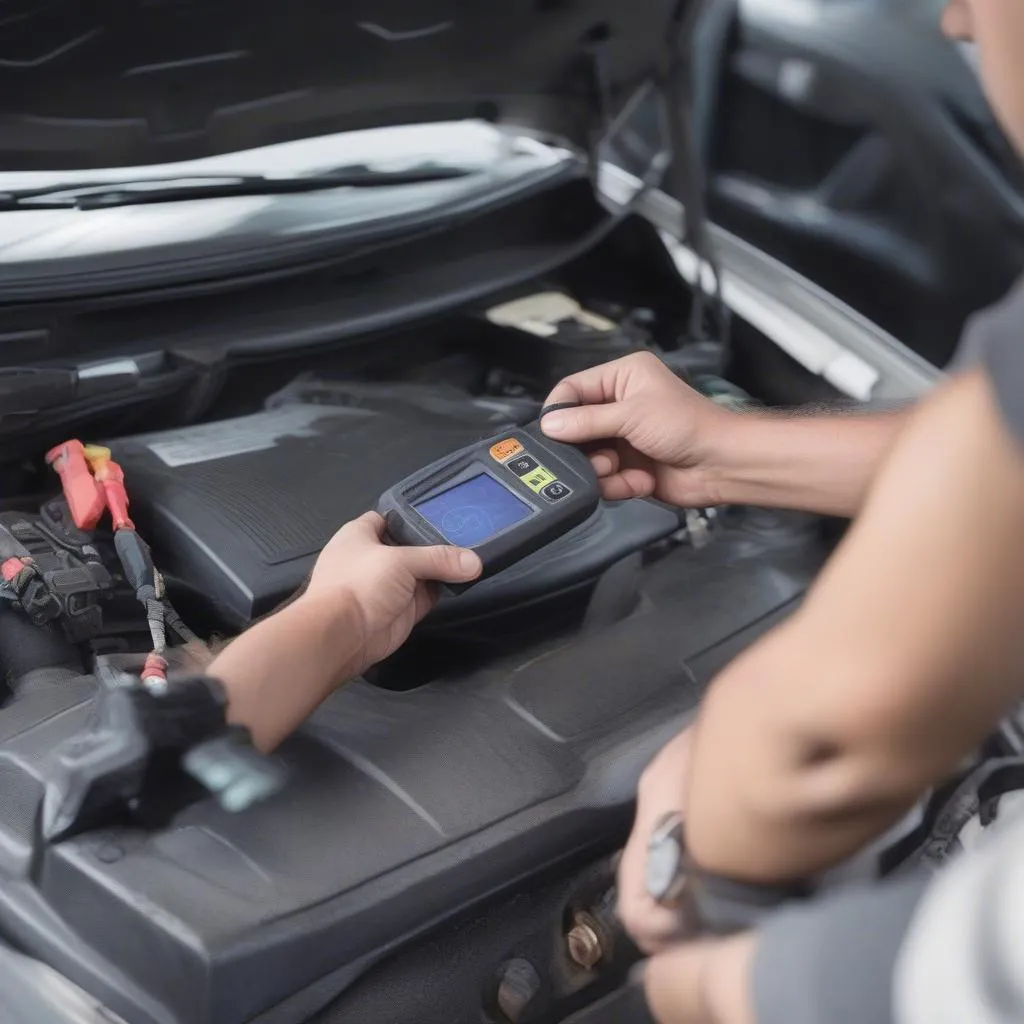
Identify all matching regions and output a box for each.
[0,165,475,211]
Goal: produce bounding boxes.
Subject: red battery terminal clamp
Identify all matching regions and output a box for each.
[46,440,202,686]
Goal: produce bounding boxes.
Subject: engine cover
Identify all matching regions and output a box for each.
[107,386,680,632]
[0,517,827,1024]
[109,398,499,629]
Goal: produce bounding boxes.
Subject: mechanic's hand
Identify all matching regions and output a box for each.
[642,932,758,1024]
[306,511,481,674]
[541,352,732,508]
[618,727,695,954]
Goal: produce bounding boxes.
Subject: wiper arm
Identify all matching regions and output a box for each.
[0,164,475,211]
[0,362,147,414]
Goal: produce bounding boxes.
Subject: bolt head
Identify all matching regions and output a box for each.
[566,919,603,969]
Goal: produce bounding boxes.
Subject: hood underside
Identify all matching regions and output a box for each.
[1,0,682,171]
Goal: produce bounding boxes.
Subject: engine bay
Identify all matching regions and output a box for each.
[0,231,842,1024]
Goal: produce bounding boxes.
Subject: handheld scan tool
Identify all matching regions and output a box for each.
[377,409,599,591]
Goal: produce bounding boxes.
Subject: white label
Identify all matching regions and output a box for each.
[145,405,364,468]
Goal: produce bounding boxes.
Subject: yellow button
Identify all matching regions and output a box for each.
[522,467,557,493]
[489,438,524,463]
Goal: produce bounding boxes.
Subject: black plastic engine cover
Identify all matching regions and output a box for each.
[109,400,500,630]
[0,516,828,1024]
[107,392,680,633]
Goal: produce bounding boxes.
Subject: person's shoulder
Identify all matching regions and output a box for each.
[951,275,1024,443]
[951,276,1024,368]
[972,274,1024,337]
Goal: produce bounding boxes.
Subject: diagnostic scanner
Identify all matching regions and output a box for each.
[377,414,599,592]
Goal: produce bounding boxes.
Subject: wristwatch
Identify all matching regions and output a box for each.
[645,812,812,935]
[645,811,690,907]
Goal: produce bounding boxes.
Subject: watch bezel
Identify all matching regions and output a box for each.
[645,811,690,907]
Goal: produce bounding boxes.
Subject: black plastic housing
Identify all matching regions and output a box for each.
[377,422,600,591]
[108,402,515,630]
[107,397,666,634]
[0,512,829,1024]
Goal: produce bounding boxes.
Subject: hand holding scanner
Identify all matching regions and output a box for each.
[377,416,599,591]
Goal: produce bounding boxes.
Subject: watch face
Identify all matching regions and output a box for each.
[645,815,685,902]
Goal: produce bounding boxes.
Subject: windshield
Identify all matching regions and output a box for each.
[0,121,572,284]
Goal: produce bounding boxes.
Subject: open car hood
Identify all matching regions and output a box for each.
[2,0,684,171]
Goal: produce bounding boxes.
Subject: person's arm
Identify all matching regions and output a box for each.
[711,406,908,517]
[540,352,908,519]
[209,590,365,753]
[638,869,931,1024]
[204,512,481,753]
[642,813,1024,1024]
[685,367,1024,881]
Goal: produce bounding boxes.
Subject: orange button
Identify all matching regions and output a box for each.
[489,438,524,462]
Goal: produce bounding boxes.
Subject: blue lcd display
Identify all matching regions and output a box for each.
[415,472,532,547]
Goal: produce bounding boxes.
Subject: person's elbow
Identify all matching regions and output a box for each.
[757,727,925,829]
[698,653,935,862]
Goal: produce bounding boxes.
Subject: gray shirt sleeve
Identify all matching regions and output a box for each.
[752,873,929,1024]
[949,275,1024,444]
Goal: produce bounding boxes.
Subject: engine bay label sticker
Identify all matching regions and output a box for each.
[144,405,361,468]
[489,438,524,463]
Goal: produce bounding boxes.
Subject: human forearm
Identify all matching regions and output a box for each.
[632,873,927,1024]
[210,592,364,752]
[683,616,918,880]
[645,934,757,1024]
[711,407,909,517]
[201,511,480,754]
[686,371,1024,881]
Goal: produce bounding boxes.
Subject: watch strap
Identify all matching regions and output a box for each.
[648,815,812,934]
[689,871,812,935]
